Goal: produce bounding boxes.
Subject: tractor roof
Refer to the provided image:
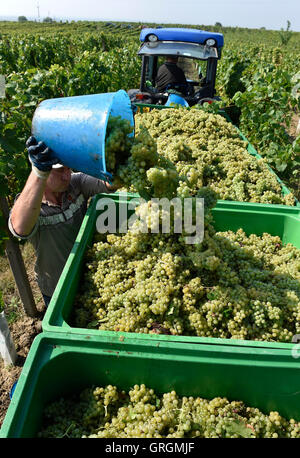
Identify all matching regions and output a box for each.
[139,27,224,48]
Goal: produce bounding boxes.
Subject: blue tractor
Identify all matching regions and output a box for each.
[128,27,224,107]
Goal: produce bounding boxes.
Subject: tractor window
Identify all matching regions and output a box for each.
[157,56,165,68]
[177,58,208,90]
[177,57,203,82]
[155,56,204,82]
[154,56,207,89]
[145,56,157,85]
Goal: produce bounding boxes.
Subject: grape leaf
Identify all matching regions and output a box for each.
[224,420,254,438]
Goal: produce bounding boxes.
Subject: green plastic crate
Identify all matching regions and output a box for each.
[134,102,299,206]
[42,193,300,350]
[1,332,300,437]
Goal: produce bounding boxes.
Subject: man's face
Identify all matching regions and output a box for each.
[46,167,71,193]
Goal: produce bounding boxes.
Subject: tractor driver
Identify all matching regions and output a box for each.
[8,137,119,309]
[155,56,188,95]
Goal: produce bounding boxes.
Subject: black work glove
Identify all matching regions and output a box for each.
[26,136,59,179]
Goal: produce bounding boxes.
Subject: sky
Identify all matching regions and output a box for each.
[0,0,300,32]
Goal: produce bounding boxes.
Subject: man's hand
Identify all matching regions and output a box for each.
[26,136,59,180]
[106,176,123,192]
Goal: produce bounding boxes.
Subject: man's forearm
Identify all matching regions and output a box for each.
[10,172,47,236]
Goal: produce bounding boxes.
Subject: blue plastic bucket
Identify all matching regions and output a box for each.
[165,93,189,107]
[32,90,134,182]
[9,381,17,400]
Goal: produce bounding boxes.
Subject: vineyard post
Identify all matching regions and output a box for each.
[0,196,39,318]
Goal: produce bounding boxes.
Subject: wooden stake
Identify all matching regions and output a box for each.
[0,196,38,318]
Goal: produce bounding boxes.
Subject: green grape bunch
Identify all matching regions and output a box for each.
[38,383,300,438]
[105,115,134,173]
[84,108,300,344]
[109,122,181,201]
[134,108,296,206]
[72,219,300,343]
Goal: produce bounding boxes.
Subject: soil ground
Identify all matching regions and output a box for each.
[0,243,45,428]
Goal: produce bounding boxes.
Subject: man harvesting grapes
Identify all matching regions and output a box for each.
[8,137,118,308]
